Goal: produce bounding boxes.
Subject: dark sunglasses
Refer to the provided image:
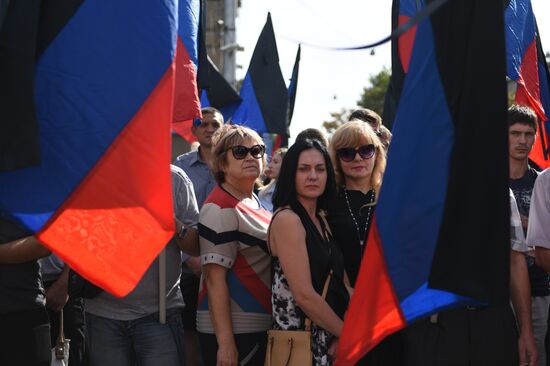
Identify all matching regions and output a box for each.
[337,144,376,162]
[229,144,266,160]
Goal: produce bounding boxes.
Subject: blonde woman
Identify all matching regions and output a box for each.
[197,125,272,366]
[258,147,287,212]
[327,120,386,287]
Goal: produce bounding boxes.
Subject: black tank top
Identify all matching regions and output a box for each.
[275,203,349,320]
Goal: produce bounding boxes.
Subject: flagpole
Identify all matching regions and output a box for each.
[159,248,166,324]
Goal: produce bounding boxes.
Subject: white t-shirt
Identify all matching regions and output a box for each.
[527,168,550,249]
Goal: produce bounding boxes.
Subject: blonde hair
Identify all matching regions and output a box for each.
[329,121,386,192]
[210,125,266,184]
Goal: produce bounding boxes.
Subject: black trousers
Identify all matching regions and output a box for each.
[198,331,267,366]
[357,332,404,366]
[400,306,518,366]
[47,296,87,366]
[0,307,51,366]
[180,272,200,330]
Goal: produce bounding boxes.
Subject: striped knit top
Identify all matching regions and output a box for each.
[197,185,272,334]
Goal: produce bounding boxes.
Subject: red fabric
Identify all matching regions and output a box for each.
[172,37,201,142]
[515,40,550,169]
[272,135,282,153]
[335,218,406,366]
[398,16,417,73]
[174,38,201,122]
[38,64,176,298]
[172,119,198,143]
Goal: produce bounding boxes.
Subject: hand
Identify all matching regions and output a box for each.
[520,214,529,232]
[185,256,202,277]
[518,330,537,366]
[45,277,69,312]
[328,338,339,360]
[216,342,238,366]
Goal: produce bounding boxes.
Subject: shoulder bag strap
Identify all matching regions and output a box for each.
[318,210,333,241]
[304,269,333,331]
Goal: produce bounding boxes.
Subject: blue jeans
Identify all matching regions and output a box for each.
[86,308,185,366]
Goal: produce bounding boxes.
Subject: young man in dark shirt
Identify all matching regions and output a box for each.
[508,104,549,365]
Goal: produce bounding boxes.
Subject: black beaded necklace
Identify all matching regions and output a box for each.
[342,186,376,244]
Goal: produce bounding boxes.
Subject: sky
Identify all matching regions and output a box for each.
[234,0,550,141]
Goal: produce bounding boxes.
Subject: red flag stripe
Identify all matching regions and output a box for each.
[336,217,406,366]
[38,63,176,297]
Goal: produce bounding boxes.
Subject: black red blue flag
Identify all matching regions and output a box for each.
[232,13,289,137]
[337,0,510,364]
[0,0,201,297]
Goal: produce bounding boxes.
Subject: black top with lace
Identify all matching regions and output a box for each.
[270,203,349,366]
[327,188,376,286]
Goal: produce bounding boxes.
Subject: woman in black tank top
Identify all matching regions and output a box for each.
[268,139,350,366]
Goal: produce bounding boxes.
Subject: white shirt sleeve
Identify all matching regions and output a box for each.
[527,169,550,249]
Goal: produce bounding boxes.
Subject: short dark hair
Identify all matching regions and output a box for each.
[349,108,382,129]
[201,107,224,123]
[272,139,336,212]
[508,104,537,131]
[295,128,329,148]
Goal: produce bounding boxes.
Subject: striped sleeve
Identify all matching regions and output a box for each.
[199,201,239,268]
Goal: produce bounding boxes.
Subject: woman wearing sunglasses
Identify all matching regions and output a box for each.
[327,121,386,288]
[269,139,350,366]
[197,125,272,366]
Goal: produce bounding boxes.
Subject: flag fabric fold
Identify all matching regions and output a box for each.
[337,0,509,364]
[505,0,550,169]
[231,13,289,136]
[382,0,419,129]
[172,0,202,143]
[200,58,242,121]
[0,0,201,297]
[275,44,301,149]
[0,1,85,171]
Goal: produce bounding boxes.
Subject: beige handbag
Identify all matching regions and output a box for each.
[264,270,333,366]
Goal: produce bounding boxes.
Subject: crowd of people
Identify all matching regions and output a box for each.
[1,104,550,366]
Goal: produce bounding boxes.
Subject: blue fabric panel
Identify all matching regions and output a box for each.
[0,0,177,231]
[231,74,268,133]
[400,0,424,17]
[200,89,210,107]
[376,19,454,301]
[505,0,536,81]
[226,271,267,314]
[220,102,240,122]
[539,60,550,131]
[178,0,200,68]
[200,88,240,122]
[400,282,481,323]
[196,270,268,315]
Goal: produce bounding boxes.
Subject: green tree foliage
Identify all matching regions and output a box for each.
[322,108,350,135]
[322,67,390,135]
[357,67,390,116]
